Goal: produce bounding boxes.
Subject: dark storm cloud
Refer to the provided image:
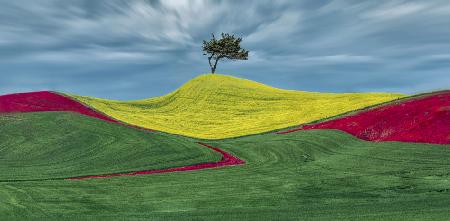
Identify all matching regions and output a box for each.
[0,0,449,99]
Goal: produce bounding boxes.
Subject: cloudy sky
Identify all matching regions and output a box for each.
[1,0,449,99]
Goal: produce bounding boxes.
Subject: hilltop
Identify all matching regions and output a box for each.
[71,74,403,139]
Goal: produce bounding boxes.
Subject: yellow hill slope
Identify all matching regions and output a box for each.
[70,74,404,139]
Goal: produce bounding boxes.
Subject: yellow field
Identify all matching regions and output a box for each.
[70,74,404,139]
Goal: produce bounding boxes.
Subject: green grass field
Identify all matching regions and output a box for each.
[0,112,221,181]
[2,112,450,220]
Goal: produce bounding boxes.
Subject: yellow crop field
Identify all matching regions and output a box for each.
[70,74,404,139]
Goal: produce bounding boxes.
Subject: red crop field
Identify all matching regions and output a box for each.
[0,91,119,123]
[278,91,450,145]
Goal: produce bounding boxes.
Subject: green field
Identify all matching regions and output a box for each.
[2,112,450,220]
[0,112,221,181]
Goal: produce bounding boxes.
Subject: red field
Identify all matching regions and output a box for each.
[278,91,450,144]
[0,91,119,123]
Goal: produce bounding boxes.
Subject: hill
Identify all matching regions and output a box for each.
[71,74,404,139]
[0,112,223,181]
[278,91,450,144]
[1,77,450,220]
[0,91,119,123]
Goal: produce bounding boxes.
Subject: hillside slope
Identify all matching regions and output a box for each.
[279,91,450,144]
[0,91,119,123]
[72,74,404,139]
[0,112,222,181]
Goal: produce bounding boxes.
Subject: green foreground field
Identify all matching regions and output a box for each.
[0,112,221,181]
[1,112,450,220]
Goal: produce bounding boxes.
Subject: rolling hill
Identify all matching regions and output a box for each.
[0,74,450,220]
[278,91,450,144]
[0,112,225,181]
[71,74,404,139]
[0,91,119,123]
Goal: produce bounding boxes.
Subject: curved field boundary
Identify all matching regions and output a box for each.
[277,91,450,145]
[0,91,245,180]
[67,142,245,180]
[0,91,157,133]
[0,91,120,123]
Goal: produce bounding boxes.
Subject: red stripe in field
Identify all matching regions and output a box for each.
[0,91,119,123]
[277,92,450,145]
[0,91,245,180]
[67,143,245,180]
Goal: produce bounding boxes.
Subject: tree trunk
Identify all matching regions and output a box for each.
[212,58,219,74]
[208,56,214,74]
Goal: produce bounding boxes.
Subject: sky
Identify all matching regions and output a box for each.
[1,0,449,100]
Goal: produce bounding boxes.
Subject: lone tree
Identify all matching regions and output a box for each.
[202,33,249,74]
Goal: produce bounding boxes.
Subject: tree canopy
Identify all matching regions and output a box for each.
[202,33,249,73]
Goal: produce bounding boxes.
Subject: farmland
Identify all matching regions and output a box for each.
[2,129,450,220]
[279,91,450,144]
[0,112,222,181]
[3,0,450,219]
[71,74,404,139]
[0,74,448,220]
[0,91,119,123]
